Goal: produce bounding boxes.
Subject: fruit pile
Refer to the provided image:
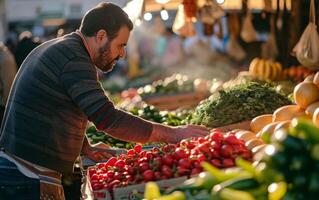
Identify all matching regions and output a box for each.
[88,130,252,191]
[262,119,319,199]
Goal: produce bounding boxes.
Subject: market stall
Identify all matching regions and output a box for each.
[79,0,319,199]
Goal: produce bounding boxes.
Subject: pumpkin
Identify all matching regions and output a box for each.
[293,82,319,108]
[248,58,282,81]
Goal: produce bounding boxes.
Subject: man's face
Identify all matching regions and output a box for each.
[95,26,130,72]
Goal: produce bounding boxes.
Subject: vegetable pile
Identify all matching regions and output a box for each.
[88,129,252,191]
[191,82,292,128]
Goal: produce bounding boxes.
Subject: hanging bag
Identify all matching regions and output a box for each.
[293,0,319,69]
[240,12,258,43]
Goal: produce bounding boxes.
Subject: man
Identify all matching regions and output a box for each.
[0,42,17,122]
[0,2,208,199]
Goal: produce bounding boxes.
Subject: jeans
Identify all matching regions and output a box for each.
[0,156,40,200]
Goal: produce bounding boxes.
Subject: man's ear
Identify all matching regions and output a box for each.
[96,30,108,44]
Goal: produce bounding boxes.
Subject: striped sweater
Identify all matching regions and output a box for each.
[0,33,153,173]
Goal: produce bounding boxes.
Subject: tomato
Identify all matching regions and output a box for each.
[222,158,235,168]
[127,166,136,175]
[221,144,233,158]
[174,148,188,159]
[97,163,105,169]
[179,139,189,148]
[114,160,125,168]
[154,171,162,180]
[105,157,117,167]
[127,149,135,156]
[125,175,134,182]
[197,154,206,163]
[162,144,176,153]
[178,158,192,169]
[240,151,252,160]
[161,165,173,178]
[211,159,222,168]
[153,157,162,168]
[90,174,99,181]
[225,135,241,145]
[210,132,224,143]
[191,168,202,175]
[162,154,174,166]
[134,145,142,153]
[198,142,210,154]
[177,166,190,176]
[107,171,114,179]
[187,141,196,149]
[113,172,121,180]
[146,152,154,160]
[211,149,221,158]
[211,141,222,150]
[88,168,97,177]
[142,170,155,181]
[139,162,150,172]
[198,137,207,144]
[92,183,103,190]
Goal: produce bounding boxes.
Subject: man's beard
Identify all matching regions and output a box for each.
[95,42,119,72]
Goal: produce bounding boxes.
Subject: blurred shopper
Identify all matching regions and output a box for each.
[14,31,41,69]
[0,42,17,122]
[0,3,208,199]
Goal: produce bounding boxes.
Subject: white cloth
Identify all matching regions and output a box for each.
[0,151,55,179]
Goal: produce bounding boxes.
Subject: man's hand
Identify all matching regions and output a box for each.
[149,123,209,143]
[82,141,113,162]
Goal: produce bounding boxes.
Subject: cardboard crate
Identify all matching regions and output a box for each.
[85,167,187,200]
[143,92,208,110]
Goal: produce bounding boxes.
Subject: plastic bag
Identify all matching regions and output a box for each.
[198,1,225,24]
[293,0,319,69]
[173,4,196,37]
[240,13,257,43]
[227,34,246,61]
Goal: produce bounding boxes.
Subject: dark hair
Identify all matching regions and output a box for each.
[80,2,133,40]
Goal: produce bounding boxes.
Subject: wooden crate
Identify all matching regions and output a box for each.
[143,91,209,110]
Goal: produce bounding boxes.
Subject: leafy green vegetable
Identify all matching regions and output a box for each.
[191,82,292,128]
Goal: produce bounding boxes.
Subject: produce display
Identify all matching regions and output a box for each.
[86,125,135,149]
[144,119,319,200]
[138,74,195,98]
[86,105,190,147]
[248,71,319,138]
[128,105,190,126]
[190,82,292,128]
[261,119,319,199]
[87,129,253,191]
[281,65,315,82]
